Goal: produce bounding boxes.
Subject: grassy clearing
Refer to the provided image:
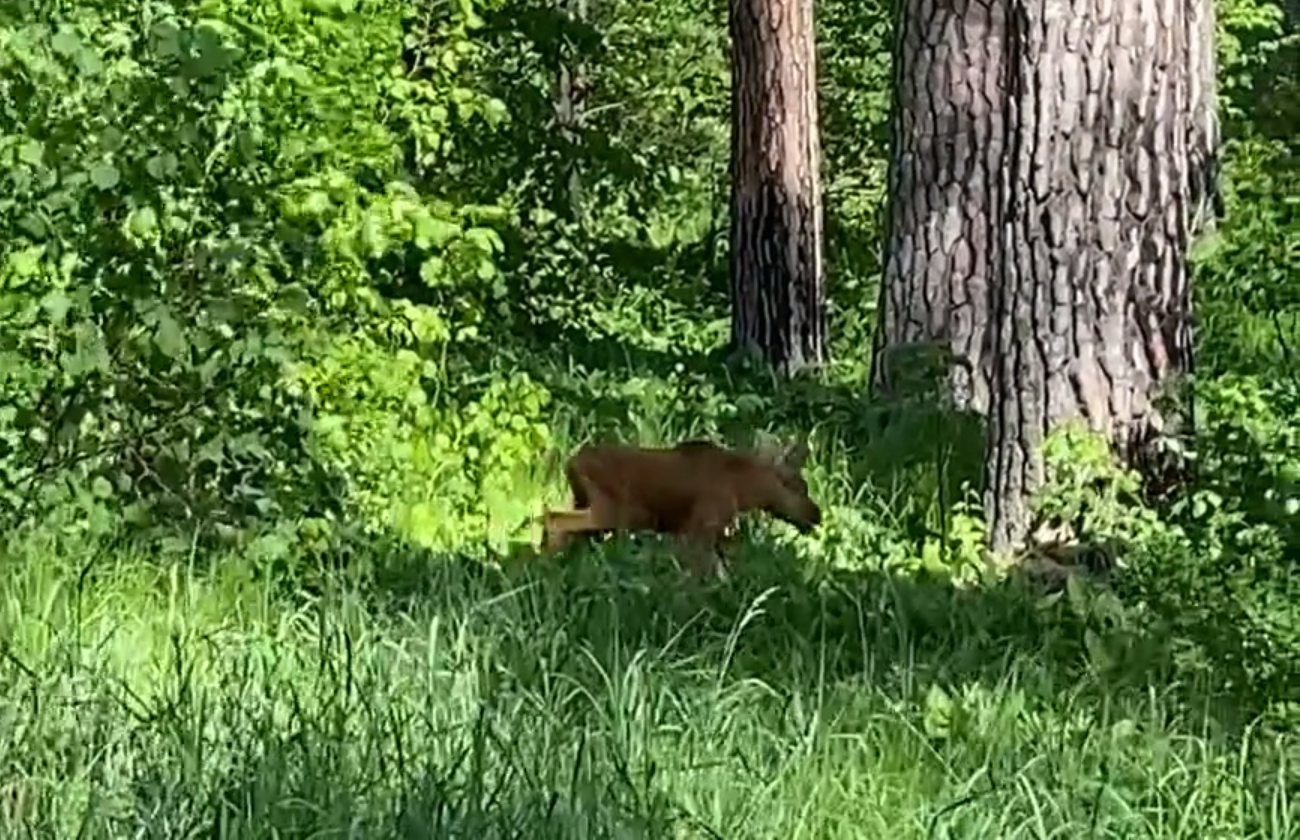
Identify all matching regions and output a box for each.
[1,523,1295,839]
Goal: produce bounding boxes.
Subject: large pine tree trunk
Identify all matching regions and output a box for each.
[985,0,1213,552]
[874,0,1220,554]
[870,0,1006,414]
[728,0,827,374]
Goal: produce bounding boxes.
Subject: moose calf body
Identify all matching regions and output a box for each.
[541,440,821,577]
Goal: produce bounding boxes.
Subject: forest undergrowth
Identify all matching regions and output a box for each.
[2,0,1298,836]
[3,336,1298,838]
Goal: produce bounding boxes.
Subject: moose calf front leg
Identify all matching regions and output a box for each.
[678,507,732,580]
[541,508,608,553]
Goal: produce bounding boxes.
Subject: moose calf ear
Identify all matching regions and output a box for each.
[782,440,810,469]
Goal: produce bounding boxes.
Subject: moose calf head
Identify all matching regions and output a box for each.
[746,440,821,533]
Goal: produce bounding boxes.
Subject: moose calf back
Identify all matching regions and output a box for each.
[559,439,820,540]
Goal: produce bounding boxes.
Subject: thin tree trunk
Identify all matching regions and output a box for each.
[729,0,827,375]
[556,0,589,221]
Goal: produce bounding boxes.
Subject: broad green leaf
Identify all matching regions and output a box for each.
[42,291,72,324]
[188,25,232,77]
[277,285,312,314]
[5,245,44,282]
[154,310,186,359]
[126,206,159,239]
[50,28,81,57]
[75,49,103,75]
[17,140,43,165]
[482,97,508,125]
[17,213,47,239]
[419,256,446,286]
[151,21,183,58]
[464,226,503,254]
[921,684,954,739]
[413,214,459,249]
[89,162,120,191]
[1189,229,1226,264]
[408,306,447,343]
[359,213,388,256]
[303,191,331,216]
[146,153,178,180]
[100,127,125,152]
[66,321,110,375]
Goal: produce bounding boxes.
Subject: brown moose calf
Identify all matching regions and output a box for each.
[540,439,821,578]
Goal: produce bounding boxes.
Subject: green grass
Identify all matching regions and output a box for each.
[1,525,1295,839]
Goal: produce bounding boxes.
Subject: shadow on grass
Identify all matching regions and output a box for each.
[0,525,1282,838]
[351,528,1202,732]
[168,736,683,839]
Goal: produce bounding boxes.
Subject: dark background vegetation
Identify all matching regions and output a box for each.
[0,0,1296,835]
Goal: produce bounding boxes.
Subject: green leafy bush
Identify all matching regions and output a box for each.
[0,0,526,549]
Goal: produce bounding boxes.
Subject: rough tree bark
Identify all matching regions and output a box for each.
[870,0,1007,415]
[729,0,827,374]
[873,0,1220,554]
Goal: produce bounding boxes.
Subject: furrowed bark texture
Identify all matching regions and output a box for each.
[876,0,1219,553]
[871,0,1007,414]
[729,0,827,374]
[1186,0,1222,233]
[986,0,1208,551]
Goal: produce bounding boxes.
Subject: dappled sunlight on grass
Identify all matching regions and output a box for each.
[1,536,1294,838]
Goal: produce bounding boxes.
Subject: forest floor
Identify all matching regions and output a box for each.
[2,412,1294,839]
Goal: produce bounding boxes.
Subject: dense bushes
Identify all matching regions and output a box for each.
[0,0,530,549]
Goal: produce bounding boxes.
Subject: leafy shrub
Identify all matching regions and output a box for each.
[0,0,516,548]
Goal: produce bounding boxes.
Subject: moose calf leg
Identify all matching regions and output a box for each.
[674,536,724,579]
[541,508,608,552]
[677,507,732,579]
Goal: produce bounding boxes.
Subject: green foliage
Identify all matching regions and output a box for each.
[1,540,1296,837]
[817,0,893,353]
[295,339,552,550]
[1195,0,1298,372]
[1030,383,1300,717]
[0,0,524,547]
[1,0,1299,830]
